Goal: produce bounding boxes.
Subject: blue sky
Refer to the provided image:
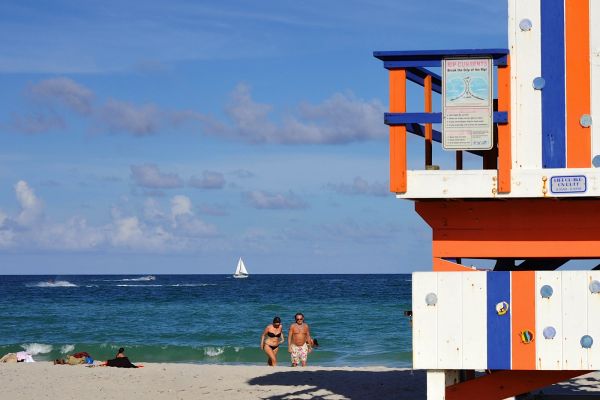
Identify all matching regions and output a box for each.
[0,0,507,274]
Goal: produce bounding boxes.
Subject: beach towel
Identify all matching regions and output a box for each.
[106,357,137,368]
[67,355,85,365]
[16,352,35,363]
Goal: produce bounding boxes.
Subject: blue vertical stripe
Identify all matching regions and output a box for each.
[541,0,566,168]
[487,272,511,369]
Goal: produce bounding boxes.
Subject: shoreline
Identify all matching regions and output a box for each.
[1,363,600,399]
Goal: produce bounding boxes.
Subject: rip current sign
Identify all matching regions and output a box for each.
[442,58,493,151]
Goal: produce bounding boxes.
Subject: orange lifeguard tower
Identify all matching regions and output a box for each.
[374,1,600,398]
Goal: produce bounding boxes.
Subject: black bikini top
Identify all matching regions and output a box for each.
[267,331,281,338]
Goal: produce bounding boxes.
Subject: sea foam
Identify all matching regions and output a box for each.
[204,347,225,357]
[21,343,53,355]
[60,344,75,354]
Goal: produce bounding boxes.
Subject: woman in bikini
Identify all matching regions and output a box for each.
[260,316,285,366]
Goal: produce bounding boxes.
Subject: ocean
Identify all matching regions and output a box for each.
[0,274,412,367]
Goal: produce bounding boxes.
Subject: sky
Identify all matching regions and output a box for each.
[0,0,507,274]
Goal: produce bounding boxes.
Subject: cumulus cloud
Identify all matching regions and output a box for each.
[9,78,385,144]
[27,77,94,115]
[243,190,307,210]
[215,83,386,144]
[230,169,254,179]
[94,100,210,136]
[0,182,221,252]
[15,180,44,226]
[171,195,192,217]
[320,219,402,242]
[326,177,389,197]
[170,195,217,237]
[9,112,65,134]
[7,77,210,136]
[97,100,161,135]
[35,216,105,250]
[130,164,183,189]
[110,216,176,250]
[189,170,225,189]
[197,203,229,217]
[143,198,167,222]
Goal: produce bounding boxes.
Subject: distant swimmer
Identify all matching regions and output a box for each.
[260,316,284,366]
[288,312,312,367]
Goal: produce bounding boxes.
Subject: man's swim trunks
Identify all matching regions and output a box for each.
[290,343,308,364]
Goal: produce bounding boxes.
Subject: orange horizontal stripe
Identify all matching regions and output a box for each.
[433,240,600,258]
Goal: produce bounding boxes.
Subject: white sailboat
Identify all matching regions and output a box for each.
[233,257,249,279]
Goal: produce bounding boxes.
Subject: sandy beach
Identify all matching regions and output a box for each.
[2,363,600,399]
[0,363,424,400]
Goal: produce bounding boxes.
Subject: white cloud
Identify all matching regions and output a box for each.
[12,78,385,145]
[189,170,225,189]
[10,112,65,134]
[130,164,183,189]
[326,177,389,197]
[27,77,94,115]
[243,190,308,210]
[215,84,386,144]
[36,216,106,250]
[9,77,210,136]
[230,169,254,179]
[170,195,217,237]
[171,195,192,217]
[97,99,162,136]
[143,198,166,222]
[0,182,221,253]
[15,180,44,226]
[198,203,229,216]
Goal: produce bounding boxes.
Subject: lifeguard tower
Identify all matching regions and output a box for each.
[374,1,600,399]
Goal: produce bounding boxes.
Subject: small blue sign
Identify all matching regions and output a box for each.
[550,175,587,194]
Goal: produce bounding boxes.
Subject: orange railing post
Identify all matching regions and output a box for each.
[498,56,511,193]
[390,69,407,193]
[424,75,433,167]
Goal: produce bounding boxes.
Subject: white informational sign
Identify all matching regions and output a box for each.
[442,58,493,150]
[550,175,587,194]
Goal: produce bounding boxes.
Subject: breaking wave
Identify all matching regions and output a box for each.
[60,344,75,354]
[21,343,53,355]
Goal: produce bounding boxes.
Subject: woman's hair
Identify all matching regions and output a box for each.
[273,316,281,324]
[118,347,125,353]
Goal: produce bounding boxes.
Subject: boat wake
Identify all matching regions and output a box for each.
[30,280,77,288]
[121,275,156,282]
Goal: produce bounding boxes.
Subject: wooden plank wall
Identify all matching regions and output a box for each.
[413,271,600,370]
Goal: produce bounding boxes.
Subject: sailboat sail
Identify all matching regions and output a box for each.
[233,258,249,278]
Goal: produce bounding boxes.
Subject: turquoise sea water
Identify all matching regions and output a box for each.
[0,274,412,367]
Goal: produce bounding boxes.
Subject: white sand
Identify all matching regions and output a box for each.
[1,363,599,399]
[0,363,423,399]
